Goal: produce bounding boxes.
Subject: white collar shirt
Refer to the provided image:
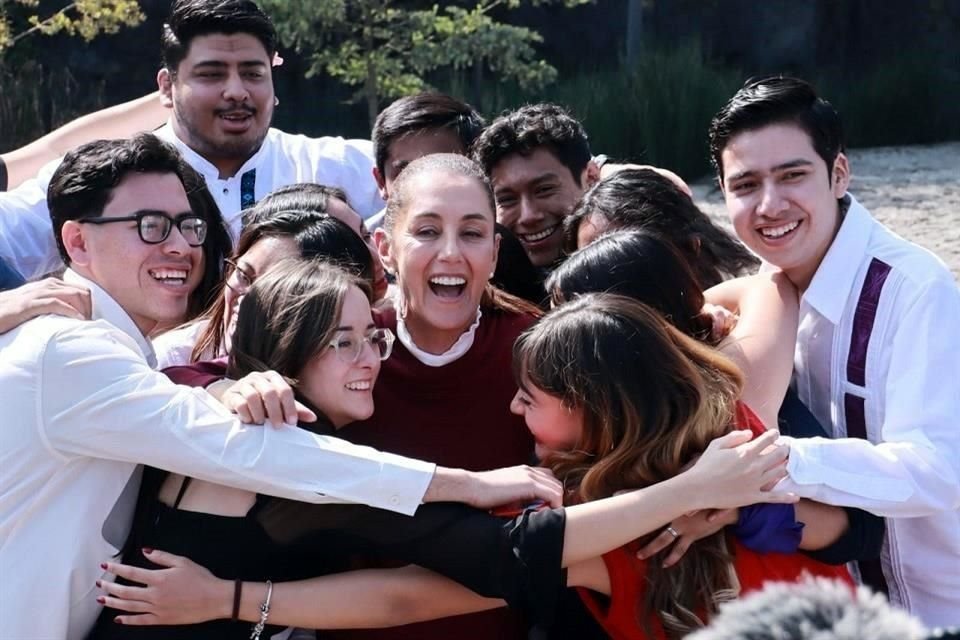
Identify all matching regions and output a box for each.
[776,195,960,626]
[154,123,384,240]
[0,270,434,639]
[0,125,384,280]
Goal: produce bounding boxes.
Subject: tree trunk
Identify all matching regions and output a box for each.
[625,0,644,65]
[471,58,484,112]
[365,55,378,130]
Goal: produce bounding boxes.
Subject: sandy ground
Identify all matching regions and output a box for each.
[691,141,960,280]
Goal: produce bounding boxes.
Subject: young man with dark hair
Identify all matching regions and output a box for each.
[372,92,486,201]
[710,76,960,626]
[0,0,380,281]
[0,134,561,639]
[471,103,601,268]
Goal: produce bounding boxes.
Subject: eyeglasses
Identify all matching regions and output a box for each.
[328,328,395,364]
[78,211,208,247]
[223,258,255,295]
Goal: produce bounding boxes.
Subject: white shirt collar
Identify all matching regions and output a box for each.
[154,121,270,180]
[63,269,158,369]
[801,194,874,325]
[396,308,482,367]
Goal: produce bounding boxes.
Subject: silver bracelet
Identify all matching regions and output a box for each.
[249,580,273,639]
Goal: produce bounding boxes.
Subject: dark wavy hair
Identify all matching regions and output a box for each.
[471,103,592,185]
[514,293,744,637]
[227,258,371,427]
[191,209,373,362]
[548,229,714,343]
[565,168,758,288]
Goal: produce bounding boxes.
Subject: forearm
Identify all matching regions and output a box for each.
[2,93,166,190]
[422,466,470,503]
[802,506,885,565]
[795,499,849,550]
[561,473,700,566]
[235,568,502,628]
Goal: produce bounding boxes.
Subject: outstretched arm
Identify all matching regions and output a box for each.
[98,429,793,626]
[99,553,501,628]
[1,92,167,190]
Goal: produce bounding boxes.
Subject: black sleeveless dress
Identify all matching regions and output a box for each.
[87,474,331,639]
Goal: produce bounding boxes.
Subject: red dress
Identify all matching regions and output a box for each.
[577,404,854,640]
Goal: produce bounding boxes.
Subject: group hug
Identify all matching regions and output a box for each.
[1,1,958,639]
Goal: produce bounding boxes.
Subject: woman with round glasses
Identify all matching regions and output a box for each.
[153,186,376,369]
[92,261,796,638]
[90,258,397,639]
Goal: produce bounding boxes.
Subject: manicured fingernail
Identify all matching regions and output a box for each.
[100,563,108,570]
[114,618,124,625]
[142,547,153,555]
[96,580,102,588]
[96,596,105,604]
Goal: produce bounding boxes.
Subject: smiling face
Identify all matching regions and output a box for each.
[377,169,500,354]
[297,285,381,428]
[62,172,203,336]
[490,147,586,267]
[159,32,274,178]
[510,378,583,460]
[222,235,297,348]
[720,123,849,290]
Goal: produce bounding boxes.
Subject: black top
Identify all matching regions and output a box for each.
[88,475,328,639]
[86,466,567,638]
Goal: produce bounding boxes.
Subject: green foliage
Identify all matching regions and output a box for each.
[817,54,960,148]
[476,41,741,179]
[261,0,590,126]
[472,42,960,180]
[0,0,143,54]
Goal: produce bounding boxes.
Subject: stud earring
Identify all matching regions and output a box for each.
[274,97,280,106]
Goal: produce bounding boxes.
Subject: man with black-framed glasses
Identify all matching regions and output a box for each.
[0,134,563,640]
[77,210,209,247]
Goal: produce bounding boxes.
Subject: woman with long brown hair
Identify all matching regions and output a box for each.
[511,293,852,639]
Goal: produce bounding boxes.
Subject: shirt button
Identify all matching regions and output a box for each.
[222,187,229,194]
[389,495,400,505]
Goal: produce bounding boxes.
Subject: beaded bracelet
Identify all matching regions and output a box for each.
[249,580,273,639]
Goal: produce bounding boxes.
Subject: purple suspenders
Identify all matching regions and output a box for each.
[843,257,892,594]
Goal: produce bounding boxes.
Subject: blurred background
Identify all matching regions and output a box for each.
[1,0,959,180]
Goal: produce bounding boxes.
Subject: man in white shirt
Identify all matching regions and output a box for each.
[710,76,960,626]
[0,0,383,281]
[0,134,559,639]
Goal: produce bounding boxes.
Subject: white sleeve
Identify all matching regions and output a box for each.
[777,277,960,517]
[0,157,64,280]
[39,322,435,515]
[314,137,384,219]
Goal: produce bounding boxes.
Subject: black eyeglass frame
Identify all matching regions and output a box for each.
[223,258,255,294]
[77,211,208,247]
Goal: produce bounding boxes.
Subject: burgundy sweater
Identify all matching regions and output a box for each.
[324,307,536,640]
